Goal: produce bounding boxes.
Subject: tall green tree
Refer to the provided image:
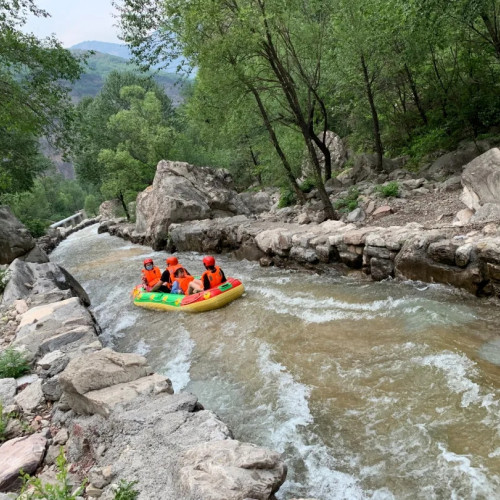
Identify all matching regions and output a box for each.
[0,0,83,194]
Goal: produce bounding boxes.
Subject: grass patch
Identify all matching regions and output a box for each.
[19,448,87,499]
[0,348,30,379]
[334,187,359,213]
[114,480,139,500]
[375,181,399,198]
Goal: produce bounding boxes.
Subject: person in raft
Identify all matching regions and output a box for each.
[171,267,195,294]
[186,255,227,295]
[141,258,170,292]
[151,256,191,293]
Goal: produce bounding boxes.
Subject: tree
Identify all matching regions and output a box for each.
[116,0,340,217]
[73,71,174,190]
[0,0,83,194]
[90,84,175,218]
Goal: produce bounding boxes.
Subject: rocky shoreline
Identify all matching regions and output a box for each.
[0,210,288,499]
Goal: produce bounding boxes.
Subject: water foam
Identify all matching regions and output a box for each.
[159,326,194,392]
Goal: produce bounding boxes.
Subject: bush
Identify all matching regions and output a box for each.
[0,402,10,443]
[375,181,399,198]
[23,218,48,238]
[0,268,8,294]
[277,186,296,208]
[299,177,316,193]
[0,348,30,379]
[114,480,139,500]
[334,187,359,213]
[19,448,87,499]
[84,194,99,216]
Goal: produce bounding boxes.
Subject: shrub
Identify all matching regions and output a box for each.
[277,186,296,208]
[114,480,139,500]
[19,448,87,499]
[0,348,30,379]
[23,218,48,238]
[299,177,316,193]
[375,181,399,198]
[334,187,359,213]
[0,268,8,294]
[84,194,99,216]
[0,402,10,443]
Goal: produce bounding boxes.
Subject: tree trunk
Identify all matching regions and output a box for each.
[249,85,306,204]
[119,191,130,220]
[249,146,263,186]
[404,63,428,125]
[360,54,384,170]
[480,12,500,60]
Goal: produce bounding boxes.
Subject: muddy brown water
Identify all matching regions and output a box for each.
[51,225,500,499]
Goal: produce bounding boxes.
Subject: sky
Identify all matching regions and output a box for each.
[23,0,121,47]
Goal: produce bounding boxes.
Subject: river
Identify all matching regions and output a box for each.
[50,225,500,500]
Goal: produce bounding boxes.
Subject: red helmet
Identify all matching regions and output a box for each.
[143,258,153,266]
[166,256,178,266]
[203,255,215,267]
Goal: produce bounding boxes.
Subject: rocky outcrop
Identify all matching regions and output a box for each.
[0,206,36,265]
[135,160,251,249]
[460,148,500,224]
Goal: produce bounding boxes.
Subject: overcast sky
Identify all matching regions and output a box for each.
[23,0,121,47]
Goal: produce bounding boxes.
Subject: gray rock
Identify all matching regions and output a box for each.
[37,350,69,376]
[179,440,286,500]
[471,203,500,223]
[370,258,394,281]
[15,379,44,413]
[461,148,500,211]
[0,379,16,408]
[347,207,366,223]
[0,206,35,265]
[135,160,249,249]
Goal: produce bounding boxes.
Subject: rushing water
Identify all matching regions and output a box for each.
[51,225,500,500]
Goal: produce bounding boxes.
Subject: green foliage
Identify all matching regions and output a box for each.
[0,402,9,442]
[277,187,296,208]
[0,348,30,379]
[0,268,8,294]
[1,175,89,230]
[402,128,454,169]
[0,1,83,196]
[334,187,360,213]
[376,181,399,198]
[19,448,87,499]
[299,178,316,193]
[84,194,100,216]
[113,480,139,500]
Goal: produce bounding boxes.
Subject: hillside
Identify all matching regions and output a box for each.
[69,49,186,106]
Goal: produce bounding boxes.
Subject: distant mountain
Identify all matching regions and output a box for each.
[70,41,132,59]
[69,49,187,106]
[70,40,185,73]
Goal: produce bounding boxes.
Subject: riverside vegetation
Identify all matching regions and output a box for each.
[2,0,500,230]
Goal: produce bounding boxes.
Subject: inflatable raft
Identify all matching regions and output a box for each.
[132,277,245,312]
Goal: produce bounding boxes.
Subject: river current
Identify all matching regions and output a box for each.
[51,225,500,500]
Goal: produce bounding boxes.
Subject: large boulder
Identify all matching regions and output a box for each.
[461,148,500,212]
[0,206,35,265]
[135,161,249,249]
[180,440,287,500]
[1,259,90,307]
[59,348,173,416]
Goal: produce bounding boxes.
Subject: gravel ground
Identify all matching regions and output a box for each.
[358,186,471,229]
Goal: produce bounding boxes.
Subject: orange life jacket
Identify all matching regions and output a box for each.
[141,266,162,287]
[174,275,194,294]
[201,266,225,289]
[166,264,191,281]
